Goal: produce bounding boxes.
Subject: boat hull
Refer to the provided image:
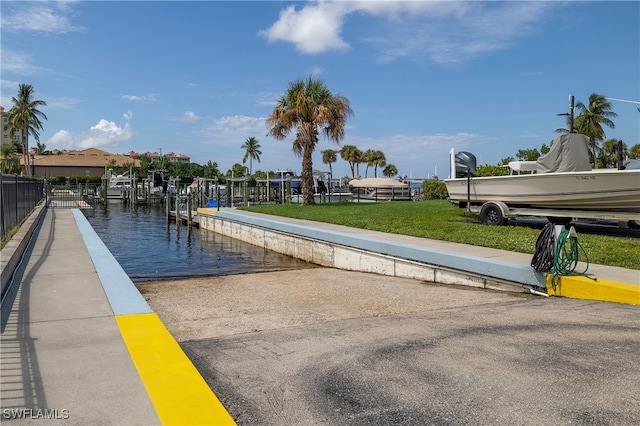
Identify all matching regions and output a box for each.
[444,169,640,212]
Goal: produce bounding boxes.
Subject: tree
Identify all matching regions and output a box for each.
[322,149,337,182]
[383,164,398,178]
[515,148,541,162]
[370,150,386,178]
[267,77,352,205]
[340,145,362,178]
[203,161,221,179]
[573,93,617,167]
[598,138,627,169]
[630,144,640,159]
[1,143,21,174]
[7,83,47,176]
[35,141,47,154]
[241,136,262,175]
[362,149,375,177]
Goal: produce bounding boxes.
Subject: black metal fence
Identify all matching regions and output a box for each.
[47,185,97,213]
[1,174,46,242]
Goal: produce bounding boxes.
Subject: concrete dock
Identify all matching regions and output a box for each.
[1,209,234,425]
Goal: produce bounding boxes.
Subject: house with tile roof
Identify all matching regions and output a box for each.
[24,148,140,178]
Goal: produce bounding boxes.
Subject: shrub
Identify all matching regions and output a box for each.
[422,179,448,200]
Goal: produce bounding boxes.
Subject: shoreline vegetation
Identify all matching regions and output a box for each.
[240,200,640,270]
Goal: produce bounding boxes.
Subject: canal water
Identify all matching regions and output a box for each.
[87,203,313,282]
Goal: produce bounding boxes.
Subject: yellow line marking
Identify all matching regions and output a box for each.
[546,275,640,305]
[116,313,236,425]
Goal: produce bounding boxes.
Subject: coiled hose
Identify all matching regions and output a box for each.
[531,222,555,273]
[551,225,591,290]
[531,222,592,291]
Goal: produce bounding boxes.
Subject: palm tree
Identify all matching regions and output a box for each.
[383,164,398,178]
[362,149,375,177]
[573,93,617,167]
[8,83,47,176]
[598,138,626,169]
[241,136,262,175]
[340,145,362,178]
[370,150,386,178]
[322,148,337,181]
[267,77,352,205]
[1,143,21,174]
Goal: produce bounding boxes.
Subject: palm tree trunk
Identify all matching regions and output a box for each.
[302,146,315,205]
[22,128,30,176]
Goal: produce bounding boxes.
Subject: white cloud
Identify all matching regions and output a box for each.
[206,115,267,138]
[262,1,557,64]
[46,115,133,150]
[1,1,85,34]
[179,111,199,123]
[0,49,39,75]
[122,93,159,102]
[260,2,351,54]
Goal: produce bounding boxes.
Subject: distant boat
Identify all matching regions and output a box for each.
[348,177,413,202]
[107,174,133,198]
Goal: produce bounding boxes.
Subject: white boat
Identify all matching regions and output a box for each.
[444,133,640,224]
[106,173,134,198]
[348,177,413,202]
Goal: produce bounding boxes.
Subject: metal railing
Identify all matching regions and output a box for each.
[1,174,46,242]
[47,185,97,217]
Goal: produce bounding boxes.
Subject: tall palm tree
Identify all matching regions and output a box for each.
[370,150,386,178]
[573,93,617,167]
[267,77,352,205]
[340,144,362,178]
[241,136,262,175]
[8,83,47,176]
[322,148,337,181]
[362,149,375,177]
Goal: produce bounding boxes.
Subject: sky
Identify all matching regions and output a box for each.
[1,1,639,180]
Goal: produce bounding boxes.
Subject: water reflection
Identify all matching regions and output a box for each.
[88,203,312,281]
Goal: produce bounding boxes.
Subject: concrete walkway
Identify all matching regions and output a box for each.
[0,209,234,425]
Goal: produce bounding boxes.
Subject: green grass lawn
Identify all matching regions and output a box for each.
[240,200,640,270]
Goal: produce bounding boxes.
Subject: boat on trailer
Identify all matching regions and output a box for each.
[443,133,640,226]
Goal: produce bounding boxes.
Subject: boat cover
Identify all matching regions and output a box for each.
[349,178,409,188]
[536,133,591,173]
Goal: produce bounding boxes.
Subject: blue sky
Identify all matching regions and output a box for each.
[2,1,638,179]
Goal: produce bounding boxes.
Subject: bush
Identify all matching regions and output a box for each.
[422,179,448,200]
[68,175,103,185]
[474,164,510,177]
[47,176,66,185]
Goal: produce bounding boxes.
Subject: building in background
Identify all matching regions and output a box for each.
[24,148,140,178]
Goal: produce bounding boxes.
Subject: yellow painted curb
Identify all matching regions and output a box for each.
[116,313,236,425]
[546,275,640,305]
[197,207,218,216]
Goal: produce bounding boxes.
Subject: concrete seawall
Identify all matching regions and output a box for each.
[198,208,548,294]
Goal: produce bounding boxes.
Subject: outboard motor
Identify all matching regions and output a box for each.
[455,151,477,178]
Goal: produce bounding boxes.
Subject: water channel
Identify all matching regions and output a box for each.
[87,202,313,282]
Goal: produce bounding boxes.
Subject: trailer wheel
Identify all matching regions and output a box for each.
[479,202,508,226]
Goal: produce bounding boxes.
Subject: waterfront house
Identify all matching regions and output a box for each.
[24,148,140,178]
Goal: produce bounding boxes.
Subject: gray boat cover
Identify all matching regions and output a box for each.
[536,133,591,173]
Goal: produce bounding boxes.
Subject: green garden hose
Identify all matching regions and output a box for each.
[551,226,592,290]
